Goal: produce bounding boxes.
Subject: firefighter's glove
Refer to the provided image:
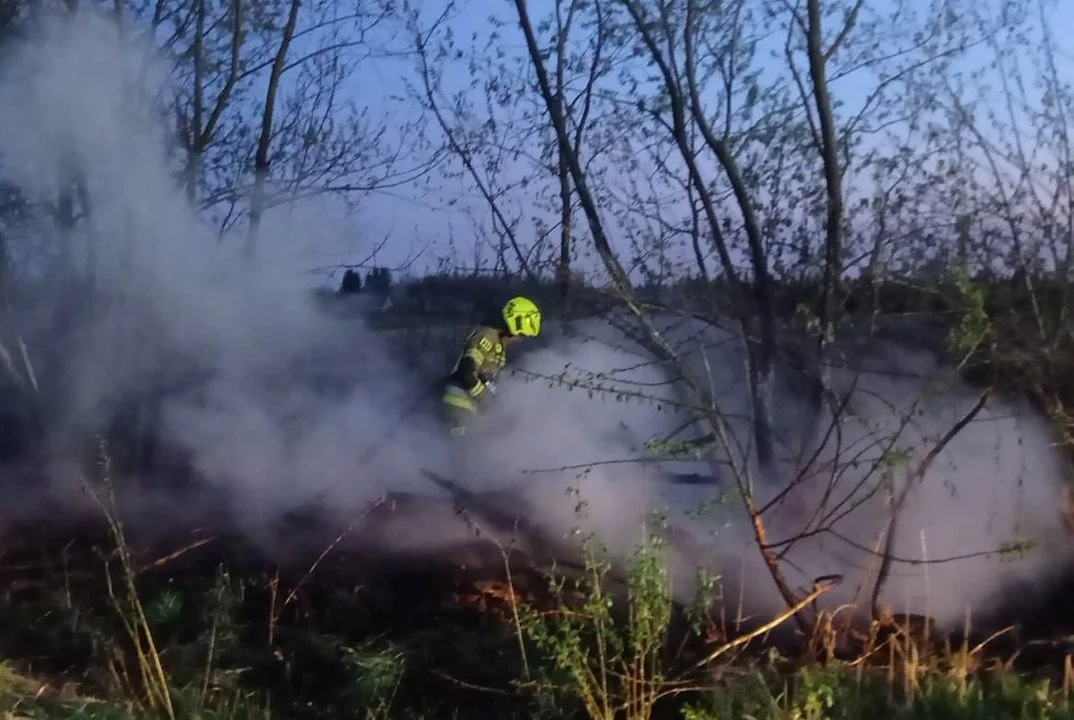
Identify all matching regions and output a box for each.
[484,381,498,396]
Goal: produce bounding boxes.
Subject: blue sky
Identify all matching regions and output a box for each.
[293,0,1074,284]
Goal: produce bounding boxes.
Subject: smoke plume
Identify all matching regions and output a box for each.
[0,10,1069,635]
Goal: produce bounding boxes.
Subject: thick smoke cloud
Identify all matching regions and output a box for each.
[493,316,1074,627]
[0,12,439,524]
[0,10,1069,634]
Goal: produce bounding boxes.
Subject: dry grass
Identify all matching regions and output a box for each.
[0,493,1071,719]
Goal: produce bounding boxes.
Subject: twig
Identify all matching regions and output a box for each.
[870,388,991,619]
[135,536,217,574]
[277,497,385,615]
[690,575,843,671]
[429,669,513,696]
[498,520,530,681]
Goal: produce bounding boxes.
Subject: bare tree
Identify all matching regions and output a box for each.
[497,0,1029,632]
[179,0,244,205]
[406,2,536,281]
[244,0,300,258]
[224,0,444,256]
[549,0,608,303]
[404,0,617,288]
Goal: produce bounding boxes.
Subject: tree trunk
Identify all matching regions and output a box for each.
[806,0,847,418]
[186,0,205,204]
[557,111,572,304]
[553,1,573,305]
[245,0,301,261]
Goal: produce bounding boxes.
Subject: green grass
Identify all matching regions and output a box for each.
[682,662,1074,720]
[1,638,1072,719]
[0,439,1067,719]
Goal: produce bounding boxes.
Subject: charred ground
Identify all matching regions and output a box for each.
[0,276,1071,718]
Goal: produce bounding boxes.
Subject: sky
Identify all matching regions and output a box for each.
[195,0,1074,284]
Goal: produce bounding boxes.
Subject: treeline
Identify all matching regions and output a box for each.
[340,265,1068,328]
[329,265,1074,446]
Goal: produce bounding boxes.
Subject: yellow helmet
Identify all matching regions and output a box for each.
[502,296,541,337]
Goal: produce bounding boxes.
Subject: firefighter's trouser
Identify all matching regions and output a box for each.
[441,384,477,437]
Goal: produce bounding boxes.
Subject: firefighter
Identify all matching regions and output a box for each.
[440,295,542,437]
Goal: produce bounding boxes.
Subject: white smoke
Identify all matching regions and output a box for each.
[0,12,438,519]
[0,9,1068,635]
[476,315,1074,628]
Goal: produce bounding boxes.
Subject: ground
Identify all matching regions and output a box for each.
[0,460,1073,720]
[0,296,1073,718]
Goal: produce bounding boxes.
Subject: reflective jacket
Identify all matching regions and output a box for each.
[446,324,506,403]
[440,326,506,416]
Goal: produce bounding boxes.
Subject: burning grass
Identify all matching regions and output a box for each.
[0,460,1072,720]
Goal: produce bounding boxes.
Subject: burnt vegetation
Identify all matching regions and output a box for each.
[1,0,1074,718]
[0,269,1069,719]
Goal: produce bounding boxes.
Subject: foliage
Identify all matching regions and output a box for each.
[2,461,1073,719]
[2,0,1074,718]
[365,266,394,296]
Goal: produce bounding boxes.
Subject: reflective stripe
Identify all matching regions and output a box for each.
[442,385,477,412]
[452,326,507,381]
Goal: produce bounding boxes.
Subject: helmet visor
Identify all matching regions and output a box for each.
[513,313,540,336]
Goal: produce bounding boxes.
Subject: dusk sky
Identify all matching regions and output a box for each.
[287,0,1074,285]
